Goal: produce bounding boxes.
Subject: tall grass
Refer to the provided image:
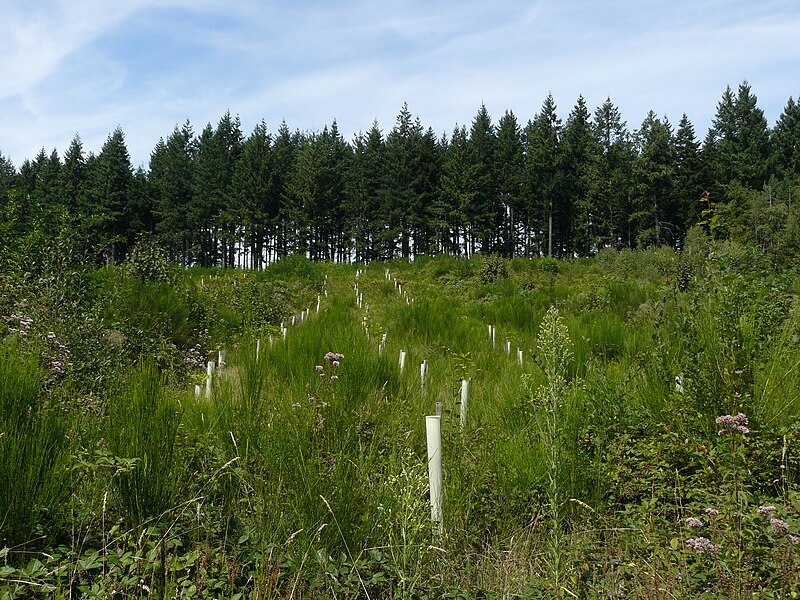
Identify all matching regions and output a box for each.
[105,361,185,530]
[0,344,69,551]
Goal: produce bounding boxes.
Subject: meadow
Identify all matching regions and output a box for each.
[1,236,800,598]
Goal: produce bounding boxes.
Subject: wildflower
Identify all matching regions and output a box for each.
[770,518,790,534]
[685,537,721,553]
[47,332,57,340]
[788,534,799,545]
[324,352,336,362]
[715,412,749,435]
[315,365,324,372]
[332,360,340,368]
[335,353,344,360]
[685,517,703,529]
[330,375,339,382]
[704,508,720,517]
[758,505,777,515]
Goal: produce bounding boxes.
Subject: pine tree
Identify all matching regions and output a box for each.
[495,110,525,256]
[525,94,561,256]
[632,112,676,247]
[440,125,474,256]
[466,104,497,253]
[348,122,386,262]
[271,122,299,258]
[60,135,86,215]
[410,126,441,257]
[591,99,634,249]
[673,114,703,238]
[231,121,272,269]
[770,96,800,179]
[558,96,596,256]
[84,127,134,259]
[384,103,421,258]
[151,121,195,263]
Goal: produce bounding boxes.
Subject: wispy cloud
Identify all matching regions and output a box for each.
[0,0,798,167]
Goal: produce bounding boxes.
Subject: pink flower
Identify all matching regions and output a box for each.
[315,365,324,372]
[758,505,776,515]
[685,517,703,529]
[332,360,340,368]
[685,537,721,553]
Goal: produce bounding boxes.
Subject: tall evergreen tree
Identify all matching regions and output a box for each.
[524,94,561,256]
[409,126,441,256]
[271,122,299,257]
[60,135,86,215]
[151,121,195,263]
[84,127,134,259]
[466,104,497,253]
[348,122,386,262]
[673,113,703,238]
[770,96,800,179]
[495,110,525,256]
[558,96,596,256]
[384,103,421,258]
[440,125,474,256]
[632,112,676,247]
[230,121,272,269]
[591,99,633,248]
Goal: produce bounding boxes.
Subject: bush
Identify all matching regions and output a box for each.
[479,254,509,284]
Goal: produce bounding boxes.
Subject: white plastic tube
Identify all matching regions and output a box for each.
[399,350,406,373]
[460,379,469,431]
[426,415,443,538]
[517,348,523,366]
[205,360,215,398]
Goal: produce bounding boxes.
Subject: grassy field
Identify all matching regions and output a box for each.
[1,243,800,598]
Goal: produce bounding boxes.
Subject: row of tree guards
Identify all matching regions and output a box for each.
[369,269,525,540]
[198,268,524,540]
[195,274,329,398]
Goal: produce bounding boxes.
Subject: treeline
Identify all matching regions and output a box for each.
[1,81,799,267]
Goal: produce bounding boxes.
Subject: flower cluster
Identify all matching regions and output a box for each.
[685,537,722,554]
[183,343,206,370]
[758,505,777,515]
[316,352,344,382]
[45,330,71,376]
[685,517,703,529]
[704,507,720,517]
[770,517,790,534]
[715,412,749,435]
[8,313,34,337]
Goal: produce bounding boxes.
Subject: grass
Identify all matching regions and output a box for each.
[2,249,800,597]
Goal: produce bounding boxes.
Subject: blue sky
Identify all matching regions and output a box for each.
[1,0,798,168]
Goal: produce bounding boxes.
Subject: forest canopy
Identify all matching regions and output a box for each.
[1,81,799,268]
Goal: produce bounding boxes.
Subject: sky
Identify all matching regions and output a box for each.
[1,0,798,169]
